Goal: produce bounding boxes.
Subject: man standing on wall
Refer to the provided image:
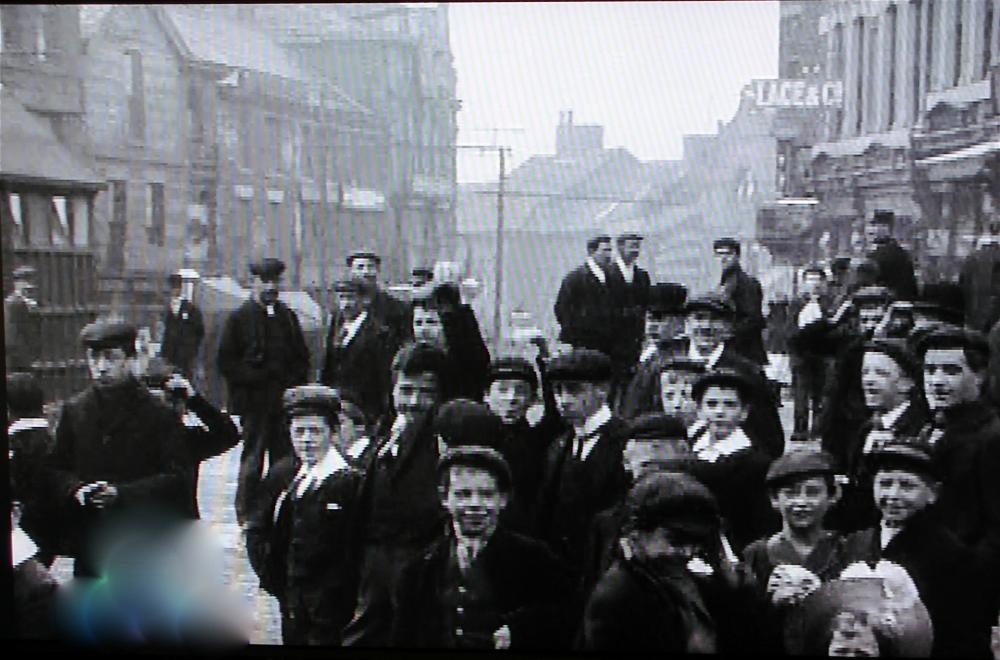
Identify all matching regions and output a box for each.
[714,238,767,367]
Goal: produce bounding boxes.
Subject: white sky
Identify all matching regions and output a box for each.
[450,1,780,183]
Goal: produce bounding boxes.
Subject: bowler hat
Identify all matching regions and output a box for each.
[914,282,964,326]
[685,293,735,319]
[659,357,707,376]
[627,413,688,442]
[626,471,720,535]
[249,258,285,281]
[647,283,688,314]
[391,342,448,378]
[487,356,538,390]
[80,320,138,355]
[434,399,505,451]
[616,232,644,242]
[438,445,512,493]
[346,250,381,267]
[586,234,612,252]
[863,338,920,382]
[546,349,613,383]
[766,450,837,488]
[852,286,892,307]
[713,237,741,255]
[870,209,895,226]
[691,367,754,403]
[913,325,989,360]
[283,384,341,421]
[411,266,434,281]
[167,273,183,287]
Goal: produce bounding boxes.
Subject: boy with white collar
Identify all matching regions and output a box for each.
[245,384,364,646]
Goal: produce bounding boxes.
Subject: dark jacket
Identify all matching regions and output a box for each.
[554,263,619,357]
[178,394,240,519]
[391,526,575,650]
[4,293,40,372]
[9,419,61,558]
[582,501,629,601]
[607,263,651,365]
[370,288,412,346]
[497,409,566,537]
[440,304,491,402]
[160,299,205,376]
[321,312,396,424]
[44,377,189,575]
[960,244,1000,333]
[843,509,992,658]
[216,298,310,415]
[721,264,768,366]
[868,238,918,301]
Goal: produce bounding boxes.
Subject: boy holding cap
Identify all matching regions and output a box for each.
[245,384,364,646]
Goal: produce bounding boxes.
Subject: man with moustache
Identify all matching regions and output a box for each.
[347,249,411,345]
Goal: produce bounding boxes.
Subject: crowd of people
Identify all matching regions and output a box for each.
[6,211,1000,656]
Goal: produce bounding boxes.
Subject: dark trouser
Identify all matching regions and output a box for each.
[280,587,350,646]
[791,355,828,434]
[234,396,292,526]
[342,543,421,648]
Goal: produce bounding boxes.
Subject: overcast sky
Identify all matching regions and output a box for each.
[450,2,780,183]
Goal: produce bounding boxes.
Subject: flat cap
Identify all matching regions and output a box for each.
[346,249,381,266]
[12,265,36,279]
[870,209,895,225]
[434,399,505,451]
[438,445,512,493]
[283,384,341,420]
[914,282,964,326]
[487,356,538,389]
[691,367,754,403]
[659,357,707,376]
[626,472,720,535]
[914,325,989,359]
[80,320,137,353]
[392,342,448,377]
[647,283,688,314]
[685,292,736,318]
[616,232,644,241]
[766,450,837,487]
[249,258,285,280]
[863,338,920,382]
[852,285,893,306]
[868,437,937,481]
[586,234,612,251]
[628,413,688,441]
[333,278,362,294]
[546,348,613,383]
[713,237,741,254]
[830,255,852,271]
[411,266,434,280]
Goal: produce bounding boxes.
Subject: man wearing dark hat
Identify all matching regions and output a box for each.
[217,258,310,526]
[608,232,651,373]
[4,264,41,373]
[961,220,1000,333]
[158,270,204,380]
[865,210,917,301]
[343,342,450,647]
[714,237,767,366]
[580,471,761,653]
[410,266,434,291]
[45,321,189,578]
[787,265,834,434]
[321,278,396,424]
[245,385,365,646]
[554,234,620,359]
[347,249,411,345]
[913,281,965,330]
[390,440,575,650]
[842,440,992,658]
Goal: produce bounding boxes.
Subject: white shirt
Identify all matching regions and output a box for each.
[11,526,38,568]
[692,427,752,463]
[377,415,408,458]
[572,404,612,462]
[880,523,901,550]
[266,304,276,317]
[688,418,707,441]
[586,257,607,285]
[339,311,368,348]
[863,401,910,454]
[7,418,49,436]
[797,298,823,328]
[293,447,349,498]
[639,343,658,364]
[614,254,635,284]
[689,341,726,369]
[170,296,184,316]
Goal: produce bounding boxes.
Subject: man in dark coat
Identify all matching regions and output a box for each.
[4,265,41,374]
[348,249,411,345]
[608,232,652,383]
[714,237,768,366]
[158,270,205,380]
[321,278,396,425]
[959,222,1000,333]
[554,235,619,358]
[45,321,189,578]
[866,209,918,302]
[580,472,763,653]
[342,343,451,647]
[391,438,575,649]
[245,385,365,646]
[217,258,310,526]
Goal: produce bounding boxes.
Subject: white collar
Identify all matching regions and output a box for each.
[11,526,38,567]
[614,254,635,283]
[170,297,184,315]
[881,400,910,429]
[689,342,726,368]
[295,447,349,498]
[692,427,752,463]
[880,522,902,550]
[688,418,707,440]
[340,311,368,348]
[7,418,48,435]
[576,404,612,438]
[586,257,607,285]
[639,343,658,363]
[347,437,370,460]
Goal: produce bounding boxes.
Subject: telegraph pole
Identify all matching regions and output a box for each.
[494,147,506,347]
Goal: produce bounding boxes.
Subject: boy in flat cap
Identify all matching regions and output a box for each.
[245,385,364,646]
[554,235,620,360]
[689,369,780,555]
[45,321,189,578]
[159,270,204,380]
[346,249,411,345]
[217,258,310,526]
[714,237,767,367]
[342,343,450,647]
[4,264,40,374]
[842,440,992,658]
[390,440,574,650]
[866,210,918,301]
[321,278,396,425]
[581,471,761,653]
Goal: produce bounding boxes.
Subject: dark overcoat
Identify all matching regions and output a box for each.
[4,294,40,372]
[159,299,205,376]
[721,265,768,366]
[960,243,1000,332]
[868,238,918,301]
[440,304,492,402]
[554,263,619,357]
[321,312,396,424]
[179,394,240,519]
[607,263,651,365]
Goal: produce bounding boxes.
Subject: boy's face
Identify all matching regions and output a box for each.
[857,304,887,335]
[861,351,911,413]
[873,469,936,528]
[623,438,689,481]
[802,273,826,297]
[290,414,333,466]
[697,385,748,439]
[715,248,739,272]
[618,238,641,264]
[442,465,508,539]
[633,525,707,564]
[591,241,613,267]
[770,476,837,533]
[393,372,440,417]
[645,312,667,344]
[660,370,698,425]
[87,347,134,388]
[485,378,534,425]
[553,380,607,427]
[923,347,984,411]
[350,257,379,285]
[413,307,446,348]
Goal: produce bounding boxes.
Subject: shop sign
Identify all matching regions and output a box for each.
[750,79,844,108]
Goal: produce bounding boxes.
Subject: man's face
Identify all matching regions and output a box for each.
[715,248,739,272]
[87,347,134,388]
[770,476,836,533]
[619,238,641,264]
[688,312,730,353]
[591,241,613,268]
[253,276,280,305]
[873,469,936,528]
[861,352,911,413]
[923,347,984,411]
[865,222,891,246]
[443,466,508,539]
[392,372,440,417]
[623,439,689,481]
[290,414,333,467]
[645,313,668,344]
[857,304,887,335]
[802,273,826,298]
[412,307,446,348]
[485,379,534,425]
[350,257,379,285]
[633,525,706,564]
[697,385,748,440]
[169,284,183,300]
[553,380,607,426]
[660,370,698,425]
[336,291,361,319]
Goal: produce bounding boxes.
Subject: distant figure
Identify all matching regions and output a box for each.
[960,220,1000,333]
[786,265,834,434]
[866,210,918,302]
[608,232,651,374]
[554,235,619,359]
[4,265,41,374]
[714,238,767,366]
[159,270,205,380]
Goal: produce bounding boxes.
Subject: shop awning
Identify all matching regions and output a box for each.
[916,139,1000,181]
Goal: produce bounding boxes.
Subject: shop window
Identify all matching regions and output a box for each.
[50,195,69,246]
[146,182,165,246]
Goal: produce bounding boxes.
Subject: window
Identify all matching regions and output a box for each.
[128,50,145,141]
[6,192,24,246]
[887,5,897,129]
[984,0,994,77]
[147,183,165,246]
[72,197,89,247]
[50,195,69,246]
[239,105,252,169]
[925,0,935,92]
[188,80,203,142]
[913,0,923,120]
[955,0,964,85]
[108,181,127,272]
[855,18,865,135]
[867,22,878,131]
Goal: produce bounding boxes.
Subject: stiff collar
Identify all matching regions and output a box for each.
[689,341,725,369]
[340,311,368,348]
[692,427,752,463]
[294,447,349,498]
[880,400,910,430]
[7,418,49,435]
[586,257,607,285]
[614,254,635,284]
[575,404,612,439]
